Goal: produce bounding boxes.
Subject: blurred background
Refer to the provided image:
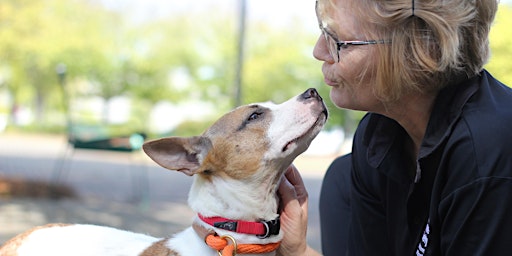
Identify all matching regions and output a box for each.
[0,0,351,139]
[0,0,511,138]
[0,0,511,252]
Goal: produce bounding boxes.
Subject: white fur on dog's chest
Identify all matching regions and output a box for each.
[166,227,218,255]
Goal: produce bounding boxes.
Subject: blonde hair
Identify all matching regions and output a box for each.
[321,0,498,102]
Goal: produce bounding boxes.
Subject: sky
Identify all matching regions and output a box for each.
[98,0,511,31]
[98,0,319,30]
[99,0,316,19]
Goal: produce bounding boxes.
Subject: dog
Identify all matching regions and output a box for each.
[0,88,327,256]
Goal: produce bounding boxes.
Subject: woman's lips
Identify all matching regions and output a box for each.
[324,77,337,87]
[322,64,338,87]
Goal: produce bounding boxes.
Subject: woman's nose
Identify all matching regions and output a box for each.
[313,34,334,63]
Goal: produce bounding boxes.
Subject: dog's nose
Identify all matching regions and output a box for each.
[300,88,322,102]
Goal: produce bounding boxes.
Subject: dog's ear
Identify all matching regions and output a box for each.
[142,136,212,176]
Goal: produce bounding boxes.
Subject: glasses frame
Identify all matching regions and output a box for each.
[315,1,391,62]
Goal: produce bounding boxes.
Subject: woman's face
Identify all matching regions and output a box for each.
[313,0,383,112]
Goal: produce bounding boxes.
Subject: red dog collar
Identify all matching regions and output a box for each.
[198,214,280,239]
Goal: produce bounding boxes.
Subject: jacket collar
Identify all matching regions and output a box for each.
[363,72,481,169]
[419,73,480,158]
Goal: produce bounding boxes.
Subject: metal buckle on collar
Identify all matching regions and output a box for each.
[218,235,237,256]
[257,217,280,239]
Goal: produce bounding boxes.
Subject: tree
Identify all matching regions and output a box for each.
[0,0,355,133]
[0,0,124,127]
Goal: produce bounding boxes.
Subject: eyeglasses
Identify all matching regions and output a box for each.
[315,1,390,63]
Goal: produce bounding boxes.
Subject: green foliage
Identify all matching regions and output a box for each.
[0,0,124,125]
[486,5,512,86]
[243,24,317,103]
[7,1,509,137]
[171,119,217,137]
[0,0,351,134]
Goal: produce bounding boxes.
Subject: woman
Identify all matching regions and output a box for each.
[278,0,512,255]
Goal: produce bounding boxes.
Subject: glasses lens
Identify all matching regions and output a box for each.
[323,31,339,62]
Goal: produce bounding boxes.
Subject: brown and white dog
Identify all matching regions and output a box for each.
[0,88,327,256]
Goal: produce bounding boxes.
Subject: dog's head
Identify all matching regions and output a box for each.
[143,88,327,219]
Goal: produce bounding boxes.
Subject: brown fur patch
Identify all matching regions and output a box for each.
[201,104,270,180]
[139,238,178,256]
[0,223,71,256]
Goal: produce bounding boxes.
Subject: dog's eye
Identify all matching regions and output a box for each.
[237,109,265,131]
[248,112,262,121]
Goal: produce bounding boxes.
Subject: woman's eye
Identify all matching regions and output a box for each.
[340,43,349,49]
[248,112,262,121]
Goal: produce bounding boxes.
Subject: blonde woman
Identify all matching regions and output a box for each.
[278,0,512,255]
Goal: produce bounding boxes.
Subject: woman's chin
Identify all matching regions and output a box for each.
[330,87,351,109]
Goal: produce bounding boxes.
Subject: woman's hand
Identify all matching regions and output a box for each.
[277,165,321,256]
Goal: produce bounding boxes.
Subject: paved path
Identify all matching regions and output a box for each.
[0,132,341,252]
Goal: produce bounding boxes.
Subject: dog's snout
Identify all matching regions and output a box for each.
[300,88,322,102]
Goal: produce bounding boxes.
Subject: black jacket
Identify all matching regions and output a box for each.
[348,70,512,255]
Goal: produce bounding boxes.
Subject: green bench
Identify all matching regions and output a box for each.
[52,124,148,204]
[68,125,145,152]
